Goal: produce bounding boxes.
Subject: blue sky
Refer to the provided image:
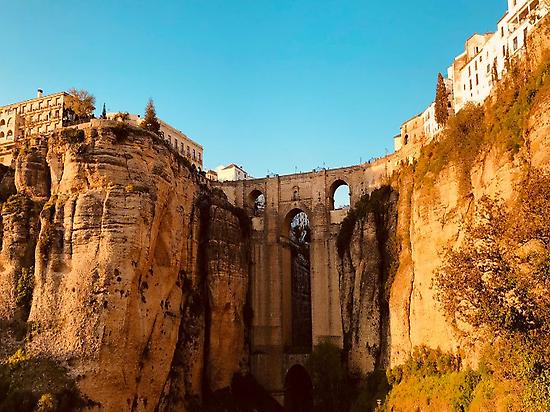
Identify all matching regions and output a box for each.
[0,0,506,177]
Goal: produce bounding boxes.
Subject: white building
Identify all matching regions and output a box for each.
[422,78,454,141]
[107,113,203,169]
[214,164,250,182]
[449,0,548,112]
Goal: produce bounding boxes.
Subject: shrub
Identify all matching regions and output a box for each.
[15,267,34,317]
[336,186,393,257]
[305,341,352,412]
[59,128,85,145]
[0,349,83,412]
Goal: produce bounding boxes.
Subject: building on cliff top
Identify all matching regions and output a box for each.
[209,163,250,182]
[394,0,548,156]
[0,89,70,165]
[107,113,203,170]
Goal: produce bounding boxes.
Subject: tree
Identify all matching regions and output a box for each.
[140,99,161,135]
[66,88,96,120]
[101,103,107,119]
[435,73,450,126]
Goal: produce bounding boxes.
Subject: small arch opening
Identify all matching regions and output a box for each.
[330,180,350,210]
[404,134,409,145]
[248,189,265,215]
[284,364,313,412]
[0,119,5,126]
[6,130,13,137]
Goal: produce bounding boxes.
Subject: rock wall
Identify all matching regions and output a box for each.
[338,51,550,372]
[0,122,251,412]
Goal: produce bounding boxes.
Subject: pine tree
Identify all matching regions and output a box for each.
[141,98,161,135]
[434,73,450,126]
[101,103,107,119]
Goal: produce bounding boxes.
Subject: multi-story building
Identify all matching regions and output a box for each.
[107,113,203,169]
[214,163,250,182]
[449,0,548,112]
[0,90,68,165]
[394,0,547,155]
[394,113,424,152]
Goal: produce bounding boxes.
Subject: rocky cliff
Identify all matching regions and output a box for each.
[337,34,550,374]
[0,122,251,411]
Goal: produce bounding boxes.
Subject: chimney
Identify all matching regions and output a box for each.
[37,89,43,98]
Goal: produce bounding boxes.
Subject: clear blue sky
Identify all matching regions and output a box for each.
[0,0,506,177]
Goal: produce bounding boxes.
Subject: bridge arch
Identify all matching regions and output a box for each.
[281,208,313,352]
[329,179,351,210]
[247,188,266,215]
[284,364,313,412]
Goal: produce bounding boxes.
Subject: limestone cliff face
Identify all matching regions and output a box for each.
[338,188,398,375]
[0,121,251,411]
[338,74,550,372]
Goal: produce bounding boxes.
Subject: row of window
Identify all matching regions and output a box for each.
[167,136,202,163]
[0,130,13,138]
[19,97,62,114]
[0,97,62,118]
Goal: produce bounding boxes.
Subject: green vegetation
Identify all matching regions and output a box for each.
[414,48,550,196]
[140,98,161,135]
[65,89,95,122]
[15,267,34,317]
[0,349,83,412]
[305,341,352,412]
[433,169,550,410]
[59,128,85,145]
[3,193,31,216]
[435,72,450,126]
[336,186,394,257]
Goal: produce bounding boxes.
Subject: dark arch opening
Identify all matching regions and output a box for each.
[284,364,313,412]
[330,180,350,210]
[283,209,312,352]
[404,134,409,145]
[248,189,265,215]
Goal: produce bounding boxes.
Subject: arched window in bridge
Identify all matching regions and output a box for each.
[284,364,313,412]
[330,180,350,210]
[286,210,312,351]
[248,189,266,215]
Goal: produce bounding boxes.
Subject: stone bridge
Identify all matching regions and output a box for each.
[218,156,399,402]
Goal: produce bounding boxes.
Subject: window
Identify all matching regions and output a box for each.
[524,28,528,47]
[501,26,504,37]
[503,45,506,57]
[470,79,472,90]
[192,149,196,159]
[487,64,491,73]
[469,66,471,76]
[513,37,518,50]
[476,74,479,85]
[475,61,478,71]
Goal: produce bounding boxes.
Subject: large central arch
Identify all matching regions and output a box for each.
[281,208,313,352]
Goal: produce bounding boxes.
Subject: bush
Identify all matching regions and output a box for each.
[15,267,34,317]
[305,341,352,412]
[0,349,83,412]
[336,186,393,257]
[59,128,85,145]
